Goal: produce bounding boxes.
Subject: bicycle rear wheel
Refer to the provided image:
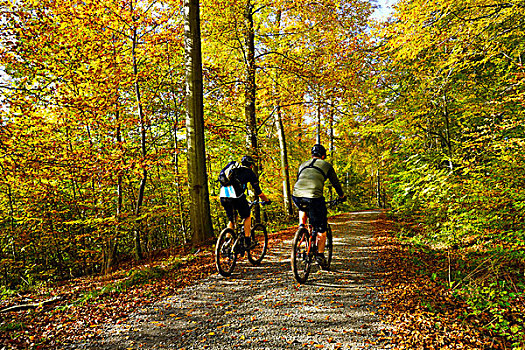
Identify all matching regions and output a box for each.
[291,227,312,283]
[247,223,268,265]
[323,225,333,271]
[215,228,237,277]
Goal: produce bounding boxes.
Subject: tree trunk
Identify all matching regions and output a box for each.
[184,0,214,244]
[276,105,293,216]
[443,91,452,156]
[244,0,257,160]
[132,24,145,261]
[243,0,261,221]
[106,34,122,272]
[328,100,334,200]
[376,168,382,208]
[273,10,292,216]
[329,100,334,159]
[316,99,321,144]
[167,41,189,243]
[105,106,122,273]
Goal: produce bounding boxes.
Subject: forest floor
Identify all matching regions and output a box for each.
[1,210,511,349]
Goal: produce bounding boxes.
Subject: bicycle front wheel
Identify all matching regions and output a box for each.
[323,225,333,271]
[215,228,237,277]
[248,223,268,265]
[291,227,312,283]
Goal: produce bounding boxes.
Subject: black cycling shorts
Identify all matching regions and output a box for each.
[220,196,251,223]
[291,196,327,233]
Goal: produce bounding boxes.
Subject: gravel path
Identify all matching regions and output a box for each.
[80,211,392,349]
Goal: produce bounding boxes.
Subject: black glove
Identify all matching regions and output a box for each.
[262,200,271,205]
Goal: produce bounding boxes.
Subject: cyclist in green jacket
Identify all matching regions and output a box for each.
[292,144,346,267]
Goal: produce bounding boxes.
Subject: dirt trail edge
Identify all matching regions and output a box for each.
[78,211,392,350]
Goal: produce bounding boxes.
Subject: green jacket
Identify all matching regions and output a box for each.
[292,158,344,198]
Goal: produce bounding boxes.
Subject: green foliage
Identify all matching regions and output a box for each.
[0,286,17,298]
[362,0,525,249]
[458,277,525,347]
[0,322,25,332]
[395,218,525,348]
[76,265,168,304]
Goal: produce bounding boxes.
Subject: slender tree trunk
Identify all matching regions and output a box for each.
[173,111,189,242]
[443,91,452,157]
[274,9,292,216]
[376,168,382,208]
[106,106,122,273]
[184,0,214,244]
[244,0,257,161]
[132,24,145,261]
[276,105,293,215]
[371,172,374,204]
[328,100,334,200]
[329,100,334,159]
[316,99,321,144]
[6,184,16,260]
[106,35,122,273]
[243,0,261,221]
[166,42,189,242]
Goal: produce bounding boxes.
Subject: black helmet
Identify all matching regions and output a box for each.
[311,144,326,157]
[241,155,255,166]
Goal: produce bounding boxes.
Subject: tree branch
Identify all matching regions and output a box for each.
[0,296,64,313]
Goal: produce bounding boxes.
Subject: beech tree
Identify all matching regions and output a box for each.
[183,0,214,244]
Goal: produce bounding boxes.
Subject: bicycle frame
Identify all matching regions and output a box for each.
[215,200,270,277]
[291,198,341,283]
[301,198,339,252]
[229,200,269,254]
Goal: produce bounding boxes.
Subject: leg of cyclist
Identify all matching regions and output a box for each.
[309,197,328,267]
[221,198,236,230]
[317,231,327,251]
[236,196,253,249]
[243,216,252,242]
[292,196,309,229]
[315,231,328,267]
[298,210,307,228]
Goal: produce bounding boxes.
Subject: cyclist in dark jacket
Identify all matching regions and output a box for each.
[292,144,346,266]
[220,155,270,249]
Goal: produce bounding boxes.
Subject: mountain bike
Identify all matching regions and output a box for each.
[215,201,270,277]
[291,198,343,283]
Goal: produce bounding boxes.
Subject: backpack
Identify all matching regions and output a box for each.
[217,161,240,187]
[297,158,327,180]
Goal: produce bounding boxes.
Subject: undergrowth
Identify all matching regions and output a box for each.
[392,217,525,349]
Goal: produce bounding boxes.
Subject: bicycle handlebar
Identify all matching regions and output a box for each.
[249,200,272,207]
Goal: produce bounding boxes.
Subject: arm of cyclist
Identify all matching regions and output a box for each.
[327,167,345,200]
[249,181,270,204]
[247,169,271,204]
[258,193,271,204]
